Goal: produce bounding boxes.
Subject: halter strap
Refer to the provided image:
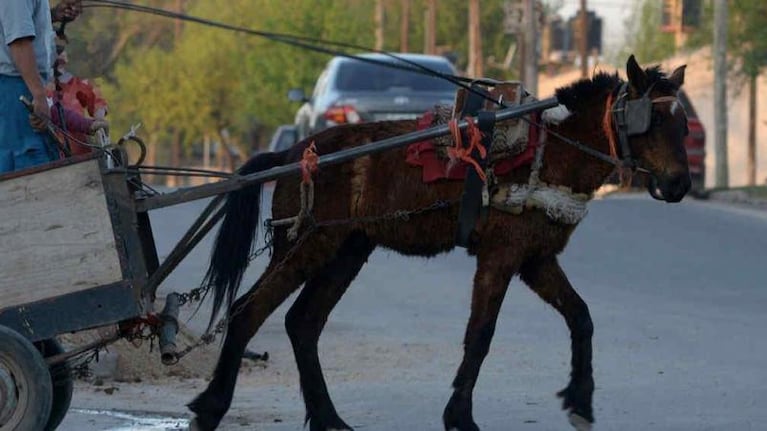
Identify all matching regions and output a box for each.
[651,96,678,104]
[602,91,619,161]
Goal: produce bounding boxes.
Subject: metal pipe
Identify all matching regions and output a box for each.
[143,195,226,300]
[158,293,181,365]
[136,97,559,212]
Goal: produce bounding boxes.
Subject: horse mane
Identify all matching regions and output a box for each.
[554,72,620,112]
[553,66,678,113]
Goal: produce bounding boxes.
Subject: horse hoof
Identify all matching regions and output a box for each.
[189,418,215,431]
[568,412,593,431]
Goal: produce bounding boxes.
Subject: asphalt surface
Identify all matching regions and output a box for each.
[60,190,767,431]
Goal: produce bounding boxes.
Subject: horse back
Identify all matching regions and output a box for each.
[271,121,577,259]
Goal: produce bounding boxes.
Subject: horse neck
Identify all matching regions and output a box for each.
[538,89,617,195]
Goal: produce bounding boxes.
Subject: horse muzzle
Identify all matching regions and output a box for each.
[646,172,691,203]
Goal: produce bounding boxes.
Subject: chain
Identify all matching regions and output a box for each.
[69,349,101,379]
[47,345,105,383]
[314,199,454,227]
[175,285,209,307]
[175,226,317,359]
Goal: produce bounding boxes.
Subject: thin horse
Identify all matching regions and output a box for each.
[188,56,690,431]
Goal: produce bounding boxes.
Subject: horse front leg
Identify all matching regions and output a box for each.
[520,256,594,431]
[443,252,516,431]
[285,232,375,431]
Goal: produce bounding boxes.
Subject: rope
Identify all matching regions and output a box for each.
[300,142,319,184]
[447,118,487,182]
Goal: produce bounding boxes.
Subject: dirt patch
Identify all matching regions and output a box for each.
[59,322,266,384]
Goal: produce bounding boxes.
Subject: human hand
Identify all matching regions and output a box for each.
[94,107,108,120]
[89,119,109,134]
[29,94,50,132]
[52,0,82,23]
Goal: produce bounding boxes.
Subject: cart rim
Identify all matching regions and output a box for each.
[0,355,31,427]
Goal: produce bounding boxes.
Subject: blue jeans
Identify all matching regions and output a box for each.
[0,75,59,173]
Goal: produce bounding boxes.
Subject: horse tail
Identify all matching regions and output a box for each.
[203,151,286,329]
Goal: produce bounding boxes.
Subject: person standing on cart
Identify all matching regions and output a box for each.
[0,0,81,173]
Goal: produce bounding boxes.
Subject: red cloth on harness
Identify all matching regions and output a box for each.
[405,111,540,183]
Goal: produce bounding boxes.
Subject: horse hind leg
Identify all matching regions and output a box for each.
[443,251,517,431]
[188,232,346,431]
[285,231,375,431]
[520,256,594,431]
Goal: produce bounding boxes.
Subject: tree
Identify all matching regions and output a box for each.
[728,1,767,185]
[615,0,675,64]
[62,0,520,175]
[688,1,767,186]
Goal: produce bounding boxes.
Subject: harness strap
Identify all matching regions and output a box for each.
[602,91,619,161]
[612,83,634,169]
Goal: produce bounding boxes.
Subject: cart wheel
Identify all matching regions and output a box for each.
[0,325,53,430]
[38,339,73,431]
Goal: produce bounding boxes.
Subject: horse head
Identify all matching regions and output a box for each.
[617,55,690,202]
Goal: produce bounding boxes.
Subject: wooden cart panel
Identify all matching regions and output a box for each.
[0,159,124,308]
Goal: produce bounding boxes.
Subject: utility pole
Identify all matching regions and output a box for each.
[747,75,757,185]
[524,0,537,94]
[400,0,410,52]
[375,0,385,51]
[714,0,729,188]
[468,0,483,77]
[424,0,436,54]
[579,0,588,78]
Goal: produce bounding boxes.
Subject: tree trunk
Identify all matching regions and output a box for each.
[747,74,757,186]
[400,0,410,52]
[579,0,588,78]
[144,133,157,185]
[467,0,483,77]
[524,0,538,94]
[424,0,436,54]
[375,0,385,51]
[167,129,181,187]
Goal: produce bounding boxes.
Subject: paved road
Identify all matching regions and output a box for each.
[61,191,767,430]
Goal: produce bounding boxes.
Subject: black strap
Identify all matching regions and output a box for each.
[476,111,495,220]
[455,99,495,248]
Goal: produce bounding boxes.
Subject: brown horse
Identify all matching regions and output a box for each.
[188,55,689,431]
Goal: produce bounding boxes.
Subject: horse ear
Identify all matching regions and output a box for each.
[668,64,686,88]
[626,54,649,93]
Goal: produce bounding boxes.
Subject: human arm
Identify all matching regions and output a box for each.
[8,38,49,130]
[50,105,108,134]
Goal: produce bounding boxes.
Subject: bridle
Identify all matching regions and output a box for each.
[603,82,684,199]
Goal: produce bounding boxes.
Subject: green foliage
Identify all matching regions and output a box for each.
[728,1,767,79]
[686,1,767,83]
[63,0,517,161]
[615,0,675,65]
